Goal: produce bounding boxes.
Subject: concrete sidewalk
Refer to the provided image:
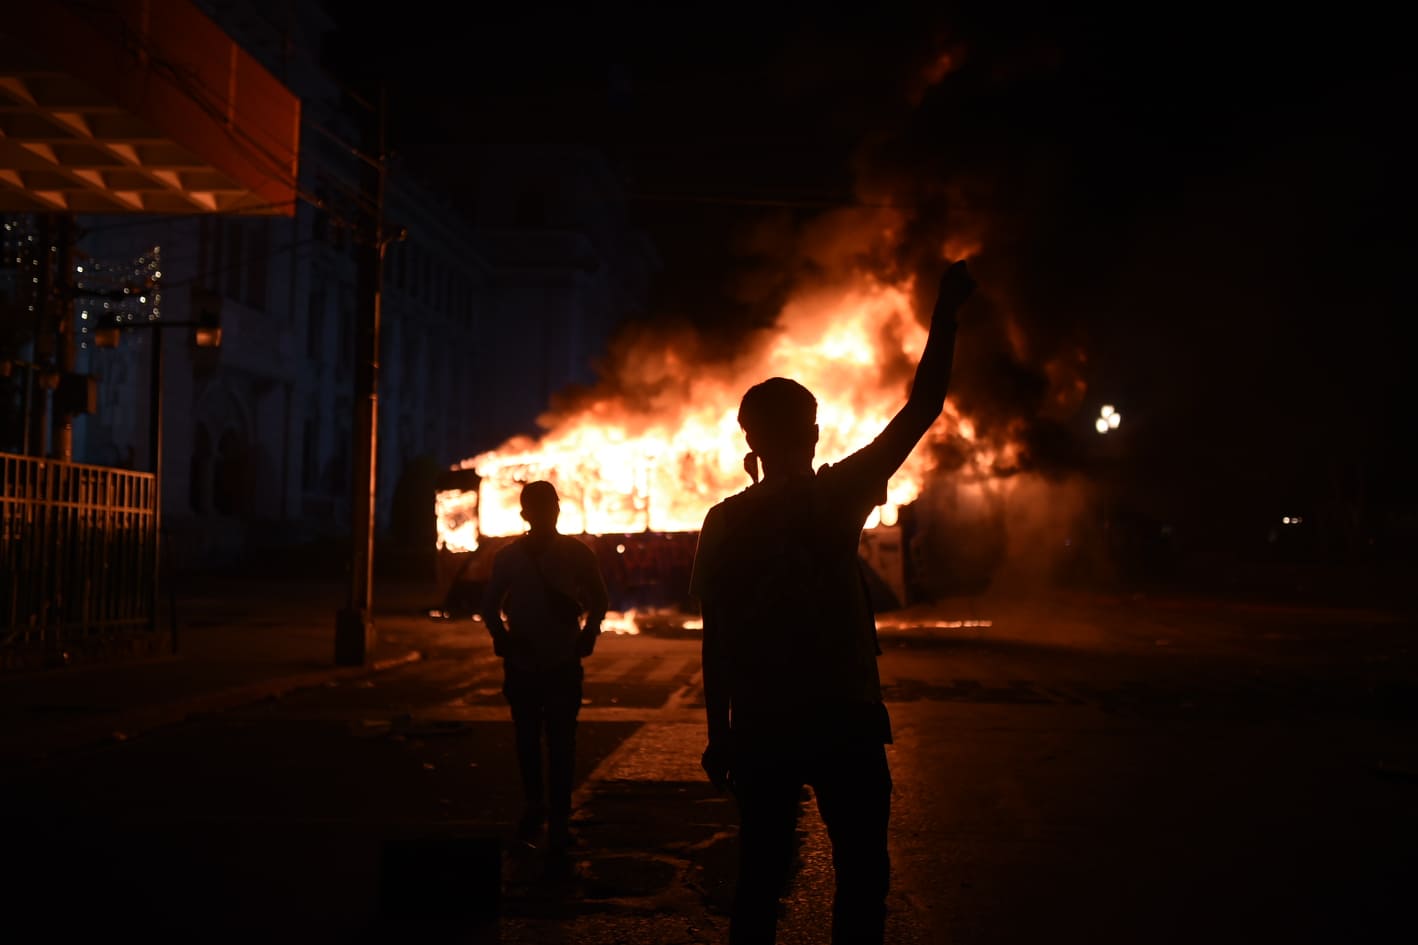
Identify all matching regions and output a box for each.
[0,576,441,766]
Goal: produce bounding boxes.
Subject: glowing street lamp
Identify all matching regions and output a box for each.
[1093,403,1123,546]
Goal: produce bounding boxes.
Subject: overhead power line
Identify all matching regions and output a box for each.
[625,192,911,211]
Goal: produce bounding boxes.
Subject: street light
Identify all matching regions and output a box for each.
[1093,403,1123,552]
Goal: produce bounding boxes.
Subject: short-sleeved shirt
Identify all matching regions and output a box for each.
[690,446,893,749]
[483,534,609,671]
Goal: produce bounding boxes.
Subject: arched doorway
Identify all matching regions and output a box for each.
[189,424,211,513]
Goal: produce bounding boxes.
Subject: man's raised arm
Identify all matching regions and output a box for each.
[858,260,976,478]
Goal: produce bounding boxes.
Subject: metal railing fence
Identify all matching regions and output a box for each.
[1,451,159,671]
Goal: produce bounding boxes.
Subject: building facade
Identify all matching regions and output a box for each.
[7,0,656,569]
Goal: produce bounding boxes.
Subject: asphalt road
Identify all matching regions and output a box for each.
[3,590,1415,944]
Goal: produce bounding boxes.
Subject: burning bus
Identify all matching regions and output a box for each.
[429,272,1027,632]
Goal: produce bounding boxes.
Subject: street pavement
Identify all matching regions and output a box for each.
[2,574,1416,944]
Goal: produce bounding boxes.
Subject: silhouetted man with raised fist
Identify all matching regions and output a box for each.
[691,260,977,944]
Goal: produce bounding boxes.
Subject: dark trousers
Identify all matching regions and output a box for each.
[502,661,584,829]
[730,740,892,945]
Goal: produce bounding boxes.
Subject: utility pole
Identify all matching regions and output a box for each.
[335,88,387,666]
[149,323,164,638]
[26,215,54,458]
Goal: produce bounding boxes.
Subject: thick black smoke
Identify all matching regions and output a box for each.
[350,0,1415,573]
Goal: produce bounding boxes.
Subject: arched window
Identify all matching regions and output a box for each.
[212,429,248,517]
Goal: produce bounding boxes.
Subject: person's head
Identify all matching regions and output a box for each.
[737,377,819,479]
[519,480,560,533]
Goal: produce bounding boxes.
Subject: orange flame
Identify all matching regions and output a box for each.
[437,270,1014,551]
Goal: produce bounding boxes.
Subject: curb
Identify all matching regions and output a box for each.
[2,649,424,769]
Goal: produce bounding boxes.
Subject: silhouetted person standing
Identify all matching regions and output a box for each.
[690,261,976,944]
[482,480,609,856]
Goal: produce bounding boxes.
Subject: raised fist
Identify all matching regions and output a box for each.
[935,259,976,314]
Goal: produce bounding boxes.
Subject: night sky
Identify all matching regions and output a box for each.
[328,2,1416,536]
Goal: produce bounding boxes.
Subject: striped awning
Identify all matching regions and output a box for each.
[0,0,299,215]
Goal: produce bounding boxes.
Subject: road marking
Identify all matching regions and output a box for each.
[589,656,640,680]
[664,671,702,712]
[645,654,695,683]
